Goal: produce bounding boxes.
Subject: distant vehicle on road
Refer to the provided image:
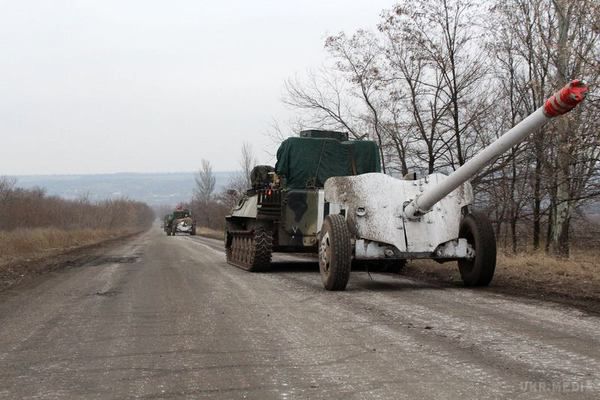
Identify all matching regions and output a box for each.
[164,208,196,236]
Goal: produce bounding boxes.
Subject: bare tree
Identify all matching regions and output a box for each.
[0,176,16,203]
[489,0,554,249]
[325,30,389,173]
[379,13,451,175]
[194,159,216,204]
[386,0,491,170]
[283,68,360,138]
[489,0,600,255]
[193,159,217,228]
[279,0,600,256]
[240,142,256,188]
[547,0,600,256]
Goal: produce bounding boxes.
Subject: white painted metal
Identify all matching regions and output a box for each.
[404,108,549,219]
[317,189,325,233]
[177,222,192,232]
[324,173,472,254]
[327,202,342,222]
[354,237,474,259]
[433,238,474,259]
[355,239,388,259]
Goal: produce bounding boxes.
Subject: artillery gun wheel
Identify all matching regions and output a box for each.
[226,226,273,272]
[458,211,496,287]
[319,214,352,291]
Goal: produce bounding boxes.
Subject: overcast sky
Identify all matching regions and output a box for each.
[1,0,394,175]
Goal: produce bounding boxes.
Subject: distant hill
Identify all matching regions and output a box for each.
[10,172,238,206]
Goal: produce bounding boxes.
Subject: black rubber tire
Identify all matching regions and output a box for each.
[319,214,352,291]
[458,211,496,287]
[247,226,273,272]
[190,226,196,236]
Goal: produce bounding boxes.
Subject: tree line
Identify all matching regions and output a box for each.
[281,0,599,257]
[0,177,154,232]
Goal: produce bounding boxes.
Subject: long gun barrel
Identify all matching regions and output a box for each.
[404,79,589,219]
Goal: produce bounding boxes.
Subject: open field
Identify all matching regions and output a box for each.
[0,228,144,291]
[0,228,130,262]
[402,249,600,314]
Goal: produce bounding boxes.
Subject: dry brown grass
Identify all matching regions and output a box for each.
[404,247,600,312]
[0,180,155,289]
[498,249,598,280]
[195,227,224,241]
[494,249,600,297]
[0,228,131,267]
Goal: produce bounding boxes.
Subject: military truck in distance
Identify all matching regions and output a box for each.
[225,130,381,271]
[164,208,196,236]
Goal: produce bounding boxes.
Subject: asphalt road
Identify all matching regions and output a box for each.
[1,227,599,399]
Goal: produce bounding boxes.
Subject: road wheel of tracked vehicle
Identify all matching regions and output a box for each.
[242,237,249,264]
[233,236,239,260]
[319,214,352,291]
[458,211,496,287]
[225,232,232,260]
[226,226,273,272]
[249,227,272,271]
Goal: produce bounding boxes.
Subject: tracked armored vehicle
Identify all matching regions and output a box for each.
[225,130,381,271]
[226,80,588,291]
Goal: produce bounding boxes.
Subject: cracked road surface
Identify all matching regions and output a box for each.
[1,228,599,399]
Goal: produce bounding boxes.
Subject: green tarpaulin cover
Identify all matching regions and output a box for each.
[275,137,381,189]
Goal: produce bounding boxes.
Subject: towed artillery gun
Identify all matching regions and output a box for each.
[226,80,588,290]
[164,207,196,236]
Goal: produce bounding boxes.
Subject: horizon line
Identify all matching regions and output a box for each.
[5,170,242,178]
